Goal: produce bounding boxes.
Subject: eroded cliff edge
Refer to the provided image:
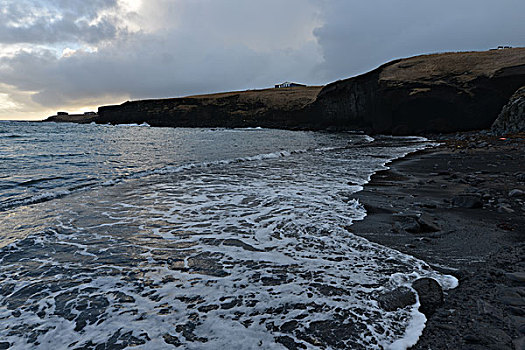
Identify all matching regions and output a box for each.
[310,48,525,134]
[97,87,323,129]
[46,48,525,135]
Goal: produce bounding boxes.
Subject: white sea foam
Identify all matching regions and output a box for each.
[0,189,71,211]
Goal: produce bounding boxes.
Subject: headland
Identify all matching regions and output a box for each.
[45,48,524,136]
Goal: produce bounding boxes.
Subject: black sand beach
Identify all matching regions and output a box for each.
[350,132,525,349]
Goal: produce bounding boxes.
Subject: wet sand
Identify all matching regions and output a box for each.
[350,132,525,349]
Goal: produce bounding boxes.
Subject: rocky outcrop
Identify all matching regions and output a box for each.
[309,48,525,134]
[492,86,525,134]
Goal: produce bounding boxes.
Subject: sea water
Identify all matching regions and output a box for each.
[0,121,456,349]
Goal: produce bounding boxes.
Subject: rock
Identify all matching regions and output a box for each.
[509,306,525,316]
[512,316,525,335]
[452,194,483,209]
[517,174,525,182]
[499,288,525,306]
[507,306,525,317]
[393,216,420,233]
[412,278,444,317]
[463,333,482,344]
[509,189,525,198]
[513,336,525,350]
[376,287,417,311]
[506,272,525,284]
[498,205,515,214]
[275,336,307,350]
[163,334,182,346]
[477,300,504,320]
[492,86,525,135]
[417,214,441,233]
[393,213,440,234]
[0,343,9,350]
[435,323,456,331]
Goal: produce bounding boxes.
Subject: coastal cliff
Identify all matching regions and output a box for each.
[45,48,525,134]
[310,48,525,134]
[97,87,322,129]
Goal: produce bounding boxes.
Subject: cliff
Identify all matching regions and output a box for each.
[45,112,98,124]
[95,87,322,129]
[310,48,525,134]
[45,48,525,135]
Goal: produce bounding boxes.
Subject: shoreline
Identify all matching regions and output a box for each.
[350,132,525,349]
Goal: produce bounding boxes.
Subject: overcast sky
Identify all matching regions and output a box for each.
[0,0,524,120]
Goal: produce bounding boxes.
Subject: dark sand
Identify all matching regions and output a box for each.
[350,132,525,349]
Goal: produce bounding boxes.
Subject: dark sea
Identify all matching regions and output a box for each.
[0,121,457,349]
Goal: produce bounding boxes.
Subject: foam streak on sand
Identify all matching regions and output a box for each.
[0,129,455,349]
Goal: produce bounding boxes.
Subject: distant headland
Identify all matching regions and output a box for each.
[45,48,525,135]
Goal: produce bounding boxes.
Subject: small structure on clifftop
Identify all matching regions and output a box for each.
[274,82,306,88]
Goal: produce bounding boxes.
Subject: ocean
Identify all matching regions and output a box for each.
[0,121,456,349]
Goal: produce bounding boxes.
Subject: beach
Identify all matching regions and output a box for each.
[350,132,525,349]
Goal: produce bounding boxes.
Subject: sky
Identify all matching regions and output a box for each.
[0,0,523,120]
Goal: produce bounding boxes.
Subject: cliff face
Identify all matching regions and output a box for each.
[310,48,525,134]
[96,87,322,129]
[492,86,525,134]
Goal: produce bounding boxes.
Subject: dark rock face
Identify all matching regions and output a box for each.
[412,278,444,317]
[310,48,525,134]
[492,86,525,134]
[95,87,322,129]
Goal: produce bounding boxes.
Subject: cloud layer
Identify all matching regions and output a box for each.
[0,0,524,119]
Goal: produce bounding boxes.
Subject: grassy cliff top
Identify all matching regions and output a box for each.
[184,86,323,109]
[380,47,525,83]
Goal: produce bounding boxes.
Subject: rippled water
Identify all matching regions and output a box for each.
[0,122,455,349]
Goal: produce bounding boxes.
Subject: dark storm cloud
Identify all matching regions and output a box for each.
[314,0,525,80]
[0,0,120,44]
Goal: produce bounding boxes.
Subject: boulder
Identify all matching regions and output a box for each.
[514,337,525,350]
[376,287,417,311]
[492,86,525,135]
[393,213,440,233]
[509,189,525,198]
[451,194,483,209]
[412,278,444,317]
